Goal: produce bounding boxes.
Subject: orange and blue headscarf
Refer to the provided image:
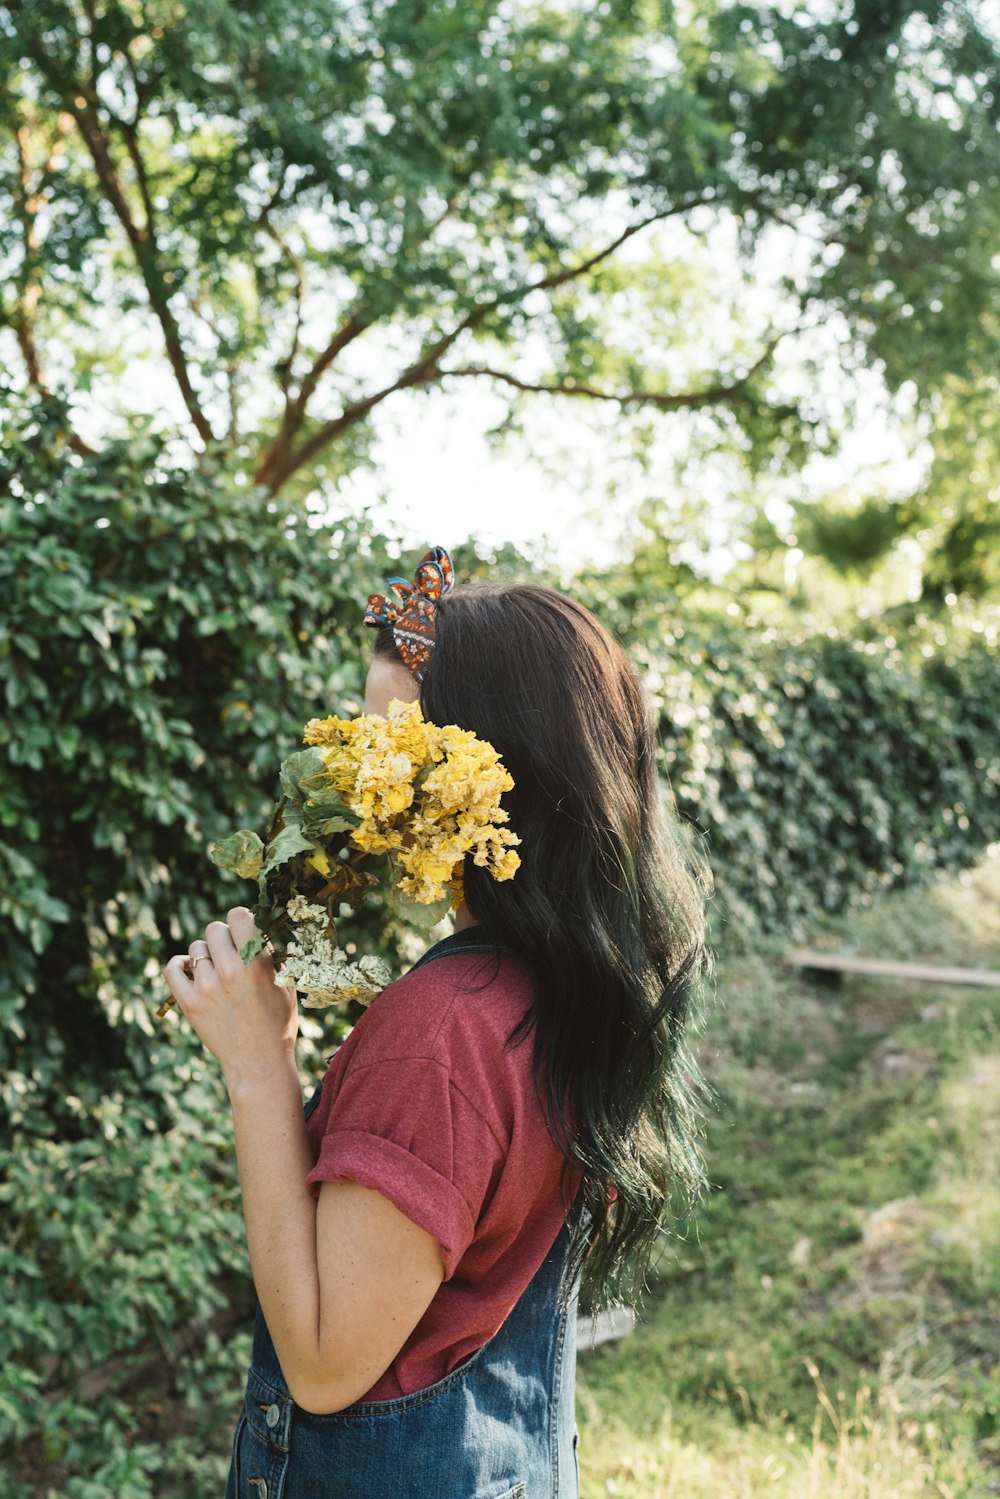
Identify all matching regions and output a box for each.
[363,545,454,684]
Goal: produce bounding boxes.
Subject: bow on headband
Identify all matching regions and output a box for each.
[363,545,455,684]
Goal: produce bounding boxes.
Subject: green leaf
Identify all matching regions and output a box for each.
[387,882,452,930]
[309,812,356,838]
[208,830,265,879]
[279,748,327,803]
[263,823,315,873]
[239,928,269,964]
[300,800,358,839]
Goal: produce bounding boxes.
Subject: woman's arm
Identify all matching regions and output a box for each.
[163,908,444,1414]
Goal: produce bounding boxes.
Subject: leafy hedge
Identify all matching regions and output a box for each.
[637,621,1000,938]
[0,396,394,1133]
[2,399,998,1492]
[0,1062,247,1496]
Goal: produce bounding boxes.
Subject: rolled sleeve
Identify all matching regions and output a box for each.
[304,1055,503,1281]
[306,1129,476,1279]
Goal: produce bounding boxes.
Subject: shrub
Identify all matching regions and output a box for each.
[0,394,393,1134]
[638,619,1000,936]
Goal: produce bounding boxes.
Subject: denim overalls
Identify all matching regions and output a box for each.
[225,928,582,1499]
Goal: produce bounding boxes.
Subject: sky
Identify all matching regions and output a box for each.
[334,383,637,578]
[326,352,927,586]
[73,326,927,592]
[81,319,652,577]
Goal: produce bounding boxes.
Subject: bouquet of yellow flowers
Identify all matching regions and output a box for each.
[187,698,520,1011]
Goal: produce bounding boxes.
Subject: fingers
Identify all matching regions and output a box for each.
[226,905,276,973]
[187,939,211,968]
[204,918,242,982]
[203,908,273,984]
[226,906,277,980]
[162,908,273,1024]
[226,905,257,948]
[162,953,196,1010]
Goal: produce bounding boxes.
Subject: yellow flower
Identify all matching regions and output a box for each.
[299,698,519,910]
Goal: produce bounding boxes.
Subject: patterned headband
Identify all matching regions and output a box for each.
[363,545,455,684]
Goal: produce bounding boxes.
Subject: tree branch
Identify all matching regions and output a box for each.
[254,311,370,487]
[11,125,47,387]
[119,117,157,239]
[13,122,62,312]
[257,195,718,492]
[438,333,785,411]
[224,356,240,445]
[23,37,216,447]
[254,192,463,487]
[252,165,291,234]
[256,318,478,492]
[68,95,214,443]
[7,121,96,457]
[253,169,306,392]
[529,206,690,296]
[120,37,159,126]
[269,229,306,401]
[81,0,100,87]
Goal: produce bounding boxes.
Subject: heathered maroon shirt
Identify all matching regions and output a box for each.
[304,940,579,1402]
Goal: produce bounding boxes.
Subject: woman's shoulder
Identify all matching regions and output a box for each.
[361,943,534,1063]
[319,946,537,1147]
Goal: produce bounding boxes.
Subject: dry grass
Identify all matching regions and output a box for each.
[577,847,1000,1499]
[579,1377,958,1498]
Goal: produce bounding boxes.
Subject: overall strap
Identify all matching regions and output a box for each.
[408,924,517,972]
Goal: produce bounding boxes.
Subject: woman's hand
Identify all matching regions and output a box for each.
[161,906,298,1088]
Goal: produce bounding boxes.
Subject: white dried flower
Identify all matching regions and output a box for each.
[279,896,391,1008]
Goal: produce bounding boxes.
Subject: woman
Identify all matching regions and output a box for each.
[162,547,712,1499]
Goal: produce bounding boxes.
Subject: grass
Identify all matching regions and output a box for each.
[576,846,1000,1498]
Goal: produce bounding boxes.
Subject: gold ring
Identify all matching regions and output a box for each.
[189,954,211,970]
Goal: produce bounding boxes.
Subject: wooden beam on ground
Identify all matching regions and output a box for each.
[577,1306,637,1352]
[784,950,1000,988]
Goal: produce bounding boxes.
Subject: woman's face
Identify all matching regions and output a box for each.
[364,655,420,717]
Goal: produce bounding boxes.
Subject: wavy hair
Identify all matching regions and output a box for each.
[373,581,714,1307]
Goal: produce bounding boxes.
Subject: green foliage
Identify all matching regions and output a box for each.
[2,396,998,1492]
[659,623,1000,936]
[208,830,265,882]
[717,381,1000,615]
[0,5,996,1489]
[907,381,1000,607]
[0,1056,249,1496]
[0,388,391,1130]
[789,495,911,582]
[3,391,996,1139]
[572,561,1000,936]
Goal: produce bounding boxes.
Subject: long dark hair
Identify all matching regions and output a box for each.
[374,580,714,1307]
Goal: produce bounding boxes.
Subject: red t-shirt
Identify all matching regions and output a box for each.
[304,940,578,1402]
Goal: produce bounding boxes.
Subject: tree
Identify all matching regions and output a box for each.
[0,0,996,500]
[718,372,1000,624]
[905,377,1000,606]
